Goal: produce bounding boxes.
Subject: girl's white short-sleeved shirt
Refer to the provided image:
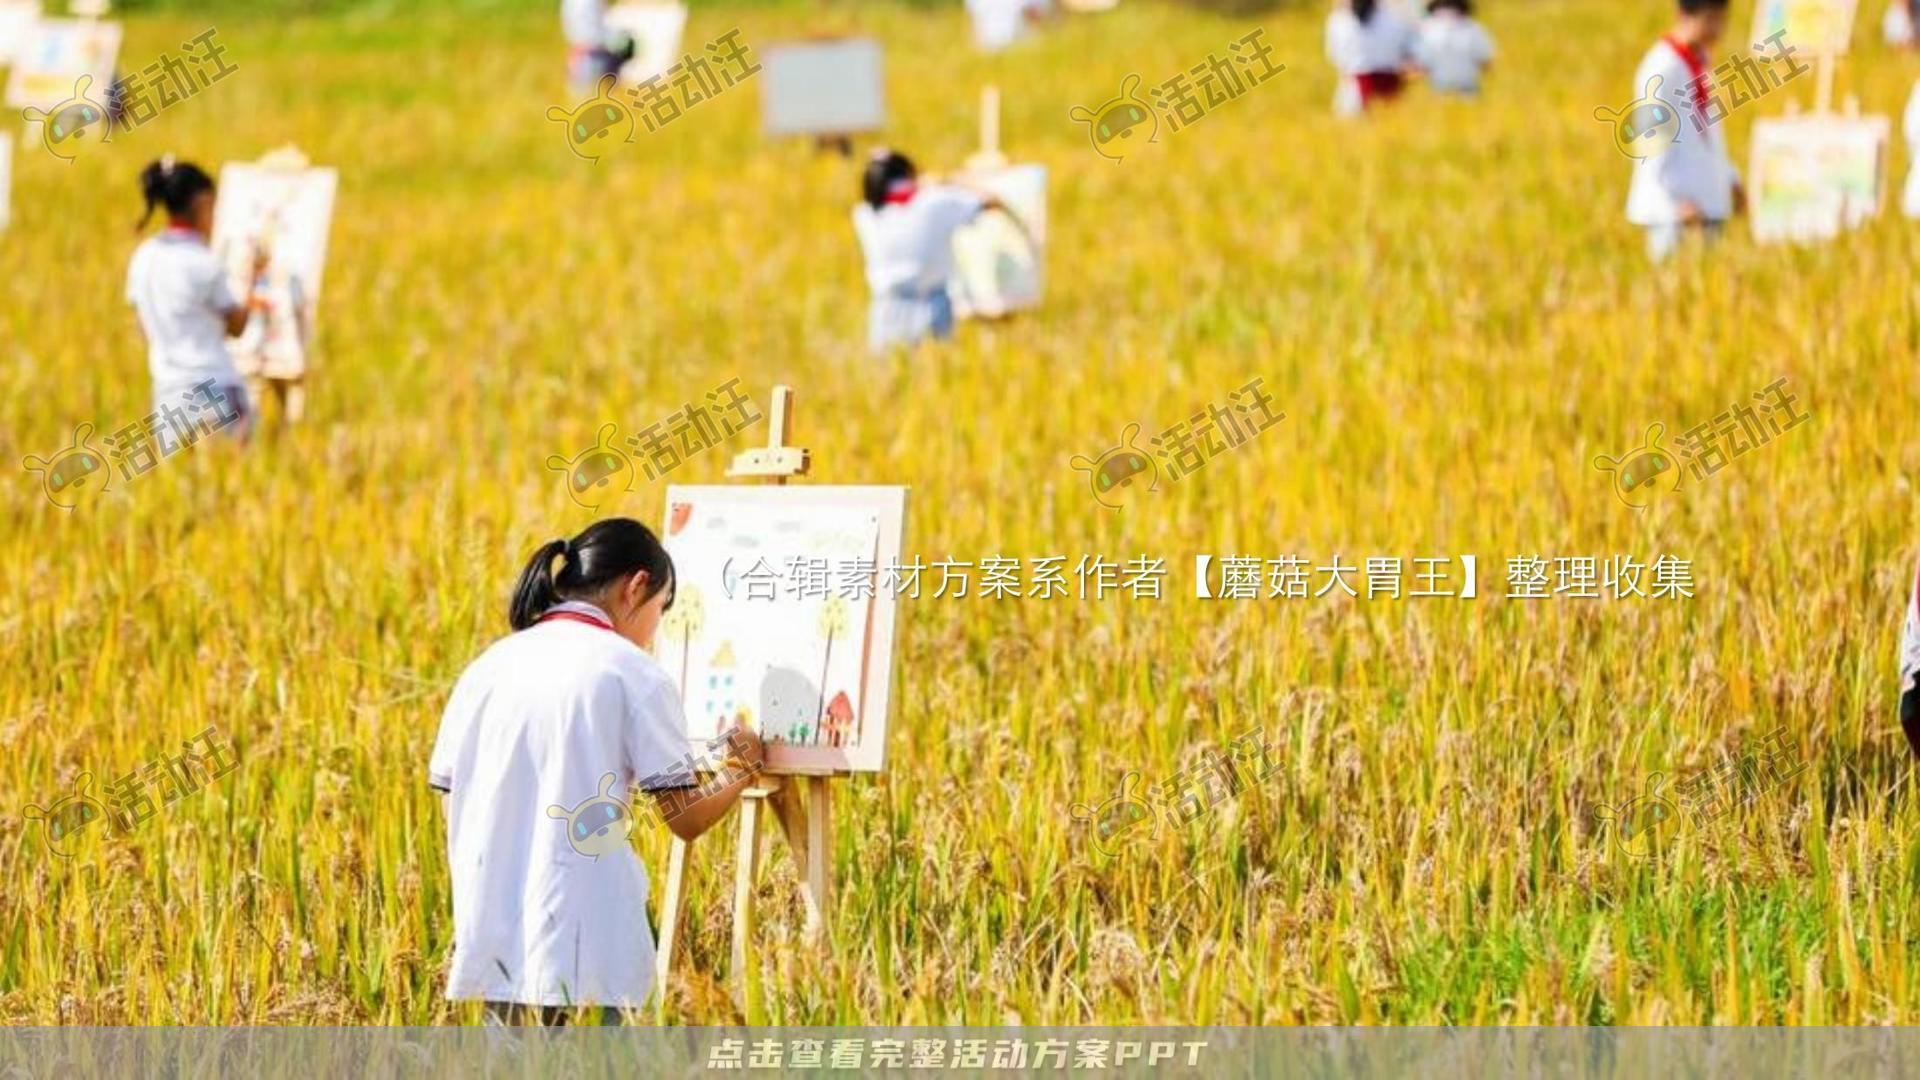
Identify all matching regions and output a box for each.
[125,229,243,396]
[851,186,986,296]
[430,600,697,1007]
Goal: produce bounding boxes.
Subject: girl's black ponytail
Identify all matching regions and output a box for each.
[508,519,675,631]
[1354,0,1378,23]
[509,540,570,631]
[136,156,214,231]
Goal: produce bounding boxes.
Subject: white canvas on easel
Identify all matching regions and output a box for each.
[655,484,906,774]
[1749,112,1889,241]
[759,38,885,137]
[0,3,42,68]
[951,164,1046,318]
[211,152,339,331]
[604,2,686,85]
[951,86,1046,319]
[5,16,117,111]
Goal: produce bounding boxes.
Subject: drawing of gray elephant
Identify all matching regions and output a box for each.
[761,666,821,746]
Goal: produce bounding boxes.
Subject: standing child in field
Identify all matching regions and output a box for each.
[851,149,1018,353]
[1325,0,1417,116]
[1623,0,1745,261]
[431,519,764,1024]
[230,237,312,429]
[1414,0,1494,97]
[126,157,257,442]
[560,0,634,92]
[967,0,1051,52]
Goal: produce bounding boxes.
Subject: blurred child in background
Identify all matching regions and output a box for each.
[231,236,312,429]
[1885,0,1917,47]
[1625,0,1744,261]
[851,149,1017,353]
[967,0,1051,52]
[1325,0,1417,116]
[127,157,257,442]
[1414,0,1495,97]
[560,0,635,92]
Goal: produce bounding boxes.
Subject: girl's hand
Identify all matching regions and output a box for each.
[723,724,765,774]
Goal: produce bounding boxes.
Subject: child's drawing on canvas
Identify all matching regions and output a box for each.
[655,485,906,774]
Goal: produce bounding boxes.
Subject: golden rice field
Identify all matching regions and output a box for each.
[5,0,1920,1025]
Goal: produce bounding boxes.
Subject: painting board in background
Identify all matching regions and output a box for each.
[655,485,907,774]
[1749,114,1888,241]
[951,163,1046,319]
[604,2,686,84]
[0,3,41,68]
[1752,0,1858,55]
[5,16,118,111]
[211,152,339,331]
[759,37,885,137]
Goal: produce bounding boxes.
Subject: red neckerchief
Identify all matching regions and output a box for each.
[537,609,616,633]
[1662,33,1710,117]
[882,181,916,206]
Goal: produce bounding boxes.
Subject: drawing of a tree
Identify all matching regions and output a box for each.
[814,595,849,742]
[658,583,705,696]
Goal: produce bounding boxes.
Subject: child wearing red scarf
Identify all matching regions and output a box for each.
[1624,0,1746,260]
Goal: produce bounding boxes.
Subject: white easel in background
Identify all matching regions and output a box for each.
[655,384,840,1015]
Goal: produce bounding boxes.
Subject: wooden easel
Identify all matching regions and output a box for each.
[966,85,1008,172]
[655,384,840,1015]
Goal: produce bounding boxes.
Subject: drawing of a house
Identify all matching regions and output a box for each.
[823,691,854,748]
[706,642,736,726]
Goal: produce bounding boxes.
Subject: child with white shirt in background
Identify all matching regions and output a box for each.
[1415,0,1494,97]
[851,149,1019,354]
[967,0,1050,52]
[1325,0,1418,117]
[1624,0,1745,261]
[126,157,259,442]
[560,0,634,92]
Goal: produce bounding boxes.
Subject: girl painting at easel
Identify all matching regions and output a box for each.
[430,518,764,1024]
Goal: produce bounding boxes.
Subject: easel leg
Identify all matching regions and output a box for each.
[803,779,832,941]
[730,793,765,1009]
[655,835,690,1010]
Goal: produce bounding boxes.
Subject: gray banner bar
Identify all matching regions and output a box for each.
[1,1027,1915,1078]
